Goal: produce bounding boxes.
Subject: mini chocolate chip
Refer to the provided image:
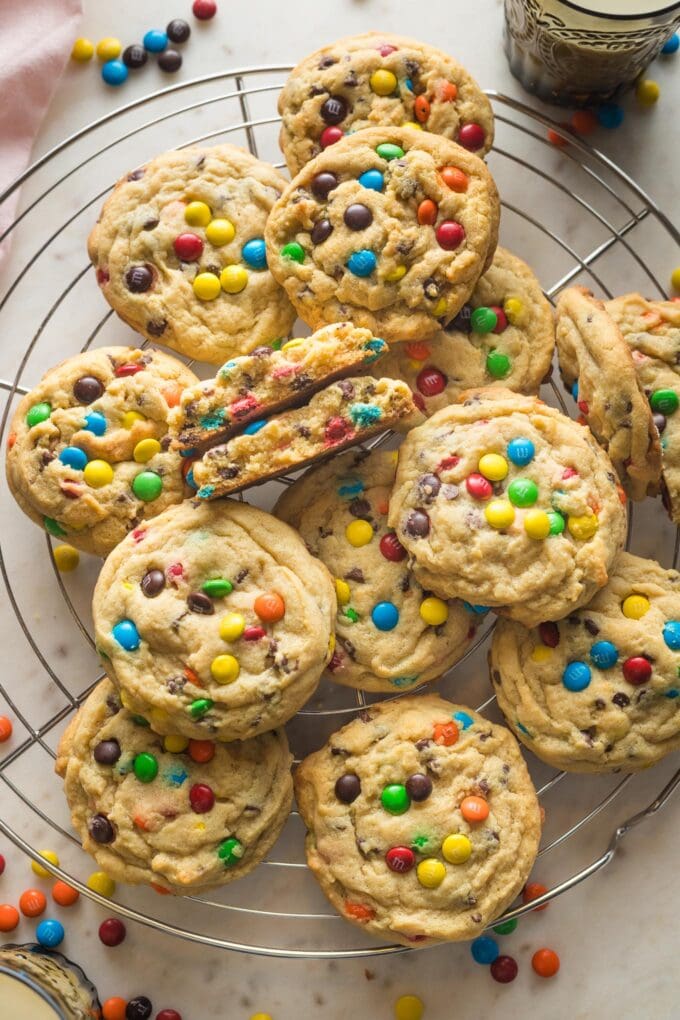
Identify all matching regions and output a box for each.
[337,379,355,399]
[142,218,159,231]
[423,278,440,300]
[125,265,153,292]
[187,591,214,615]
[147,319,167,337]
[612,692,630,708]
[311,172,338,200]
[73,375,104,404]
[584,618,599,636]
[348,498,371,518]
[93,739,121,764]
[318,56,337,69]
[141,569,165,598]
[127,168,145,181]
[654,413,667,434]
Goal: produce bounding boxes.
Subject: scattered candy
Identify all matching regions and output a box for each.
[532,947,560,977]
[102,60,129,87]
[96,38,122,61]
[87,871,116,897]
[193,0,217,18]
[0,854,4,875]
[663,621,680,650]
[99,917,126,946]
[125,997,153,1020]
[570,109,597,135]
[662,33,679,54]
[490,955,518,983]
[123,44,148,69]
[143,30,168,53]
[0,716,13,742]
[597,103,624,129]
[636,79,660,105]
[167,19,191,43]
[471,935,500,964]
[52,881,80,906]
[672,268,680,292]
[523,881,549,910]
[103,999,127,1020]
[0,904,19,932]
[157,1011,183,1020]
[72,38,95,62]
[36,918,65,948]
[394,995,424,1020]
[493,917,518,935]
[19,888,47,917]
[32,850,59,878]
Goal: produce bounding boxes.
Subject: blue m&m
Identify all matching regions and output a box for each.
[143,29,168,52]
[590,640,618,669]
[471,935,500,964]
[243,419,266,435]
[83,411,107,435]
[453,711,473,730]
[101,60,128,86]
[507,437,535,466]
[663,621,680,649]
[371,601,399,631]
[358,169,384,191]
[112,619,140,651]
[347,250,376,277]
[563,661,591,691]
[242,238,267,269]
[662,33,679,54]
[36,919,64,948]
[59,447,88,470]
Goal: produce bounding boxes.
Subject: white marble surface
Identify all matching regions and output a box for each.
[0,1,679,1018]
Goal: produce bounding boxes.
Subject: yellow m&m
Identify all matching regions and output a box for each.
[442,833,472,864]
[210,654,240,684]
[185,201,212,227]
[485,500,515,530]
[416,858,446,888]
[419,597,449,626]
[95,37,121,61]
[71,38,94,62]
[31,850,59,878]
[478,453,508,481]
[567,513,598,540]
[622,594,650,619]
[220,265,248,294]
[164,734,189,753]
[346,520,373,547]
[219,612,245,642]
[133,438,161,463]
[193,273,221,301]
[531,645,553,663]
[206,218,235,246]
[384,265,407,282]
[86,872,115,897]
[503,296,523,325]
[53,545,79,572]
[395,996,424,1020]
[370,69,397,95]
[122,410,145,429]
[281,338,305,352]
[524,510,551,540]
[83,460,113,488]
[335,579,351,605]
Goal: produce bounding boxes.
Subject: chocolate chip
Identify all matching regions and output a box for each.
[147,319,167,337]
[612,692,630,708]
[125,265,153,293]
[141,569,165,598]
[348,498,371,518]
[405,773,432,801]
[344,567,365,582]
[187,591,214,615]
[583,618,599,636]
[335,773,361,803]
[404,509,430,538]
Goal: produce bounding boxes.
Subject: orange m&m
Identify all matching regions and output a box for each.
[254,592,285,622]
[523,881,549,911]
[460,795,489,823]
[433,721,459,746]
[19,888,46,917]
[52,881,80,906]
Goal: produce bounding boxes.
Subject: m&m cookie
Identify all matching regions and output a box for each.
[275,448,481,693]
[88,145,296,364]
[265,126,500,343]
[491,552,680,772]
[388,388,627,626]
[295,694,540,945]
[605,293,680,523]
[92,499,336,741]
[6,347,197,556]
[278,32,494,175]
[56,679,293,891]
[556,287,661,500]
[192,376,422,499]
[170,322,387,451]
[375,247,555,413]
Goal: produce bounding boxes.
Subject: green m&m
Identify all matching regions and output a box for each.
[547,511,565,535]
[650,389,679,415]
[508,478,539,507]
[26,402,51,427]
[218,837,244,867]
[43,516,67,537]
[132,471,163,502]
[380,783,410,815]
[376,142,404,160]
[471,307,498,333]
[189,698,213,719]
[486,350,511,378]
[202,578,233,597]
[133,752,158,783]
[280,242,305,263]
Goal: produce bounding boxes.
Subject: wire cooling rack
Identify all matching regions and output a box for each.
[0,68,679,959]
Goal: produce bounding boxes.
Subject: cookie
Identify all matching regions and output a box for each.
[376,247,554,413]
[278,32,494,176]
[606,293,680,522]
[6,347,198,557]
[56,679,293,892]
[555,287,661,501]
[170,323,387,451]
[295,693,541,946]
[265,126,500,343]
[491,552,680,773]
[92,498,336,742]
[274,448,481,692]
[88,145,297,365]
[192,376,422,499]
[388,388,627,626]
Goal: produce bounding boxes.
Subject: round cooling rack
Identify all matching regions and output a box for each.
[0,68,679,959]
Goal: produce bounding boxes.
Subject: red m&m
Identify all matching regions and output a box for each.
[386,846,416,873]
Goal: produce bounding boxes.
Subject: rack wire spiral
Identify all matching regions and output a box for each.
[0,67,679,959]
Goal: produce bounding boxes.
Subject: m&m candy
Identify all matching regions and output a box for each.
[490,955,518,983]
[99,917,126,946]
[143,29,168,53]
[532,947,560,977]
[101,61,128,87]
[36,918,65,947]
[562,661,591,691]
[193,0,218,17]
[381,784,410,814]
[416,858,446,888]
[32,850,59,878]
[394,995,424,1020]
[0,716,13,742]
[471,935,499,964]
[19,888,47,917]
[72,38,94,62]
[0,905,19,932]
[96,37,121,61]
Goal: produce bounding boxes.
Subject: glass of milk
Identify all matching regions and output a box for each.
[0,944,100,1020]
[504,0,680,105]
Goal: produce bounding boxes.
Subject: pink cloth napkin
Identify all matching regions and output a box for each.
[0,0,82,263]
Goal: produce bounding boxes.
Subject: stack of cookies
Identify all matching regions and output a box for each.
[6,30,680,946]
